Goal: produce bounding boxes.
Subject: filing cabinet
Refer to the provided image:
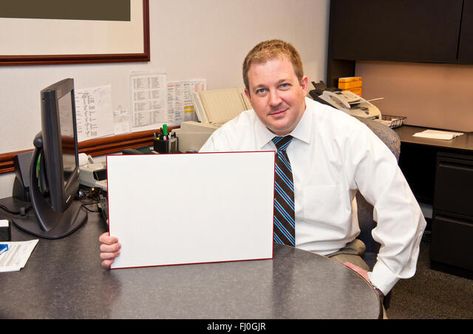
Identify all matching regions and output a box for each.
[430,152,473,272]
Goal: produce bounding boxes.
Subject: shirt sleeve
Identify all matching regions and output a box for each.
[199,130,230,152]
[199,121,241,152]
[347,125,427,295]
[199,135,216,152]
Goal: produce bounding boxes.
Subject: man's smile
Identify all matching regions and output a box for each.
[268,107,288,116]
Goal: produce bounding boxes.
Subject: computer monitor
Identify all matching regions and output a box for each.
[13,78,87,239]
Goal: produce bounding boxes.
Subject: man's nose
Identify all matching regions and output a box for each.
[269,89,282,106]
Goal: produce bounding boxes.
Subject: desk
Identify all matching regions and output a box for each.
[395,125,473,151]
[395,125,473,204]
[394,125,473,276]
[0,210,381,319]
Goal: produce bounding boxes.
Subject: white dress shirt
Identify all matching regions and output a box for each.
[200,97,426,295]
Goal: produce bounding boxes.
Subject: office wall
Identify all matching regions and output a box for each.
[356,61,473,132]
[0,0,330,198]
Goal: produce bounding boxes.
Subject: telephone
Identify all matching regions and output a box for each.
[317,90,382,120]
[78,154,107,191]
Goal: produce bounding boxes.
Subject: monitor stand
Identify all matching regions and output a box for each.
[9,144,88,240]
[12,199,87,240]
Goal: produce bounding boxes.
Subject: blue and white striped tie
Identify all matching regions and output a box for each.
[272,136,295,246]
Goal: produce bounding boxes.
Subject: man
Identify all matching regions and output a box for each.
[99,40,426,301]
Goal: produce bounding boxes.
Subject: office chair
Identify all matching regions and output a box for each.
[355,117,401,309]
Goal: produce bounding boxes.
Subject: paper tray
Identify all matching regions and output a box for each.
[381,115,406,128]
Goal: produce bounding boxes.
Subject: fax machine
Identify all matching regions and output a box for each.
[174,88,251,152]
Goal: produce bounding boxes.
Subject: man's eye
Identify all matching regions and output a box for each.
[255,88,268,96]
[279,83,291,90]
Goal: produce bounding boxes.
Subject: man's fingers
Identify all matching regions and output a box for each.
[100,251,120,260]
[101,259,114,269]
[100,242,121,253]
[99,232,118,244]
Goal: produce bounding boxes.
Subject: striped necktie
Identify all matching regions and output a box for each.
[272,136,295,246]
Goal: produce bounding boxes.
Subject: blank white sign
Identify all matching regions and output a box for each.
[107,151,275,269]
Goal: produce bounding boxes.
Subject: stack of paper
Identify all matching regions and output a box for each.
[0,239,38,272]
[413,129,464,140]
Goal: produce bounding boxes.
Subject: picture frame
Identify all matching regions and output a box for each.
[0,0,149,66]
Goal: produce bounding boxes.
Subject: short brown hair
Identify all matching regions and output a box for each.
[242,39,304,90]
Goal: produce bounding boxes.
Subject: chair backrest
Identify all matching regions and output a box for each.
[355,118,401,268]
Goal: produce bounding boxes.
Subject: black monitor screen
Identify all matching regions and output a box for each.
[58,91,77,185]
[12,78,88,239]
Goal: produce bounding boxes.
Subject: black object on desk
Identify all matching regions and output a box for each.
[0,219,11,241]
[97,193,108,225]
[10,79,88,239]
[153,135,178,153]
[12,151,33,202]
[0,213,381,319]
[154,123,178,154]
[121,148,145,155]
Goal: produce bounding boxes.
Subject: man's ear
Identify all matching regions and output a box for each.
[244,88,251,99]
[300,76,309,94]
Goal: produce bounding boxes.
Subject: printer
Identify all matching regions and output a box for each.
[174,88,251,152]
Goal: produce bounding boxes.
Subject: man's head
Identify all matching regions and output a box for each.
[243,39,309,136]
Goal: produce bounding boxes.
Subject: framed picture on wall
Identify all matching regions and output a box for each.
[0,0,150,65]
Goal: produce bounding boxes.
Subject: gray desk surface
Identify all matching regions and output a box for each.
[0,210,381,319]
[394,125,473,151]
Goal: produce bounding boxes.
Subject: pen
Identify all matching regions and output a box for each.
[0,243,8,255]
[162,123,169,141]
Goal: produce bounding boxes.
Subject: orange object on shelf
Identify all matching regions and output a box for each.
[338,76,362,95]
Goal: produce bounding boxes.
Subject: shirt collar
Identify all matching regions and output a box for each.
[254,97,313,148]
